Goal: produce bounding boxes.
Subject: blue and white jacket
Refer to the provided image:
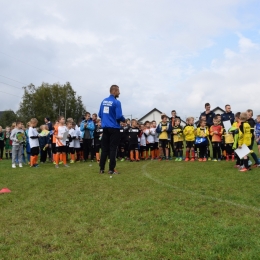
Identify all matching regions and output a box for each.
[80,119,95,139]
[98,95,125,129]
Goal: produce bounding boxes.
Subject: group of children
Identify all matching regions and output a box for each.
[0,109,260,172]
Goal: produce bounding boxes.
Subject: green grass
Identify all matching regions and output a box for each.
[1,157,260,259]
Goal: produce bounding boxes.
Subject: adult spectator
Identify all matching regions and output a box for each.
[98,85,125,174]
[221,104,235,124]
[200,103,215,128]
[44,117,53,131]
[80,112,95,162]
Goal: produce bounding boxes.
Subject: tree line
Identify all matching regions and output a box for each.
[0,82,86,128]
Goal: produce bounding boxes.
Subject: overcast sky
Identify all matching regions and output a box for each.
[0,0,260,119]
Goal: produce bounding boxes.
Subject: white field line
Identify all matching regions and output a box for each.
[142,162,260,212]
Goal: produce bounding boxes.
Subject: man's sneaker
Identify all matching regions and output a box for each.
[213,158,217,162]
[190,158,195,162]
[19,163,23,168]
[64,164,70,167]
[108,170,119,175]
[120,158,125,162]
[55,165,59,168]
[203,158,207,162]
[251,164,258,168]
[12,164,16,168]
[178,157,182,161]
[185,158,189,162]
[99,170,104,174]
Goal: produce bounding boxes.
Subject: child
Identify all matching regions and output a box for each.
[151,121,159,159]
[237,112,252,172]
[128,119,140,162]
[172,118,183,161]
[0,126,4,160]
[28,118,40,167]
[139,124,146,160]
[255,115,260,158]
[74,122,82,163]
[55,116,69,168]
[10,121,26,168]
[156,115,172,161]
[231,112,241,168]
[4,126,12,159]
[196,119,209,161]
[52,120,59,165]
[67,120,76,164]
[224,127,235,161]
[183,117,196,161]
[39,125,50,163]
[94,119,103,163]
[25,122,31,164]
[246,109,259,167]
[210,117,223,161]
[144,121,156,160]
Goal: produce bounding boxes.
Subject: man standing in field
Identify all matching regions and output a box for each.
[98,85,125,174]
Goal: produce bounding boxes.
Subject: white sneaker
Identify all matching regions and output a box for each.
[19,163,23,168]
[12,164,16,168]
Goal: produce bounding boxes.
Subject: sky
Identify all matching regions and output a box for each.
[0,0,260,120]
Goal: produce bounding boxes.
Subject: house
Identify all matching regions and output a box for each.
[138,107,226,127]
[138,108,186,127]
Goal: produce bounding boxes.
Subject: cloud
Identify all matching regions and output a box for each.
[0,0,259,121]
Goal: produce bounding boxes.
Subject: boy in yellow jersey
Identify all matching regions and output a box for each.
[238,112,252,172]
[172,118,183,161]
[183,117,196,161]
[196,119,209,161]
[156,115,172,161]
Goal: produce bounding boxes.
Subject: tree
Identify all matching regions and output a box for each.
[17,82,86,123]
[0,110,17,128]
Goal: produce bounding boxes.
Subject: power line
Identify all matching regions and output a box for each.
[0,90,21,97]
[0,74,28,85]
[0,51,101,95]
[0,81,23,90]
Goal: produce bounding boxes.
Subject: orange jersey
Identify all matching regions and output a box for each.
[210,125,223,142]
[52,124,59,144]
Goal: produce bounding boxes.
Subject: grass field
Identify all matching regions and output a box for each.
[1,157,260,260]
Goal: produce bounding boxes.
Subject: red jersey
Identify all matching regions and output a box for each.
[210,125,223,142]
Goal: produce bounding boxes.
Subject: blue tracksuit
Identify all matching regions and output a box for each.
[98,95,125,128]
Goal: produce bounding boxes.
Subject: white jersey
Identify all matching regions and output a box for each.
[74,127,81,148]
[140,131,146,146]
[68,128,75,148]
[28,127,39,148]
[151,127,159,142]
[144,128,155,143]
[56,125,68,147]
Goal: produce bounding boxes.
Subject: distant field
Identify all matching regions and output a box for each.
[1,158,260,259]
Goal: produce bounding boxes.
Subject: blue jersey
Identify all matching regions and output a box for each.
[98,95,125,129]
[255,123,260,139]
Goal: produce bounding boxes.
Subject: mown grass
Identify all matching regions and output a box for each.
[1,157,260,259]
